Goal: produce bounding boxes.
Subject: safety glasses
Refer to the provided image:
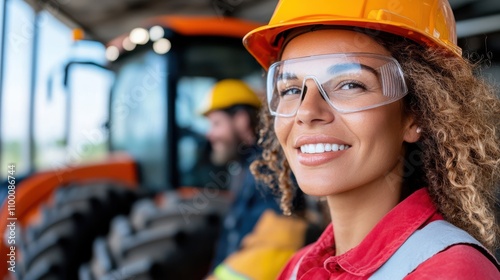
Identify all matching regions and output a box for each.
[267,53,408,117]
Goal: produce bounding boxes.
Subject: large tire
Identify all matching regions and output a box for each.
[83,190,230,280]
[18,182,140,280]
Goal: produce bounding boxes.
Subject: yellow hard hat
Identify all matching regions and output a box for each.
[201,79,262,115]
[243,0,461,69]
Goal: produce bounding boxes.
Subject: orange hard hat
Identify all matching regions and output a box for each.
[201,79,262,116]
[244,0,461,69]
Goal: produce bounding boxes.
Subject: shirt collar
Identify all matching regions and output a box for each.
[300,188,439,277]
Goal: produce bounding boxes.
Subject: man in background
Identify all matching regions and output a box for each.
[201,79,281,268]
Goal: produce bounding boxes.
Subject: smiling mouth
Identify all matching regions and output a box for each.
[300,143,351,154]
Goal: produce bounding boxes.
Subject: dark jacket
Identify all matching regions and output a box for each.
[211,147,281,269]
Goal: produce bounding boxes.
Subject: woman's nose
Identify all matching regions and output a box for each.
[295,79,335,125]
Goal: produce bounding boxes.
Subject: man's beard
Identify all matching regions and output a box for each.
[210,140,240,166]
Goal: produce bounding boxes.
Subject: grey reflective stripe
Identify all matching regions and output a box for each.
[289,255,305,280]
[369,220,483,280]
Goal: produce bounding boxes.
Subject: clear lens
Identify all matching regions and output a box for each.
[267,53,407,117]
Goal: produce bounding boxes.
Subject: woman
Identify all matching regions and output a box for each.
[243,0,500,278]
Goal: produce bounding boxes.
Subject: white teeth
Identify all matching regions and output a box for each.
[307,144,315,153]
[299,143,350,154]
[315,143,325,153]
[300,146,306,153]
[332,144,339,151]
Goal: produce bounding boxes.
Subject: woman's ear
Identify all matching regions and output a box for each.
[403,116,421,143]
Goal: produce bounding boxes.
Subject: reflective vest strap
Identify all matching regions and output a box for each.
[289,254,305,280]
[369,220,487,279]
[213,264,251,280]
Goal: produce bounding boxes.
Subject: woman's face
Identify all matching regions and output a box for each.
[275,29,418,197]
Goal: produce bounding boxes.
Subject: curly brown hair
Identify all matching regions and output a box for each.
[250,35,500,250]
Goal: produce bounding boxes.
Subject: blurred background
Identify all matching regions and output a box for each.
[2,0,500,179]
[0,0,499,279]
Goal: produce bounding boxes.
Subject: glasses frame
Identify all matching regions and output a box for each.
[267,52,408,117]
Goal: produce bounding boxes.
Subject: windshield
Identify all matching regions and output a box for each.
[110,50,168,190]
[109,37,263,191]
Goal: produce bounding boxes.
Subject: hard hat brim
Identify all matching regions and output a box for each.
[244,17,462,70]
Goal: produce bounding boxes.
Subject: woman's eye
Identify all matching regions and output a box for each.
[339,82,366,90]
[280,87,302,97]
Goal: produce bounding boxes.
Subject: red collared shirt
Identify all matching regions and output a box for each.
[278,188,499,279]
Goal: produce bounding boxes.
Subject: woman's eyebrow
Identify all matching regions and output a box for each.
[277,72,298,82]
[276,63,378,82]
[327,63,377,75]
